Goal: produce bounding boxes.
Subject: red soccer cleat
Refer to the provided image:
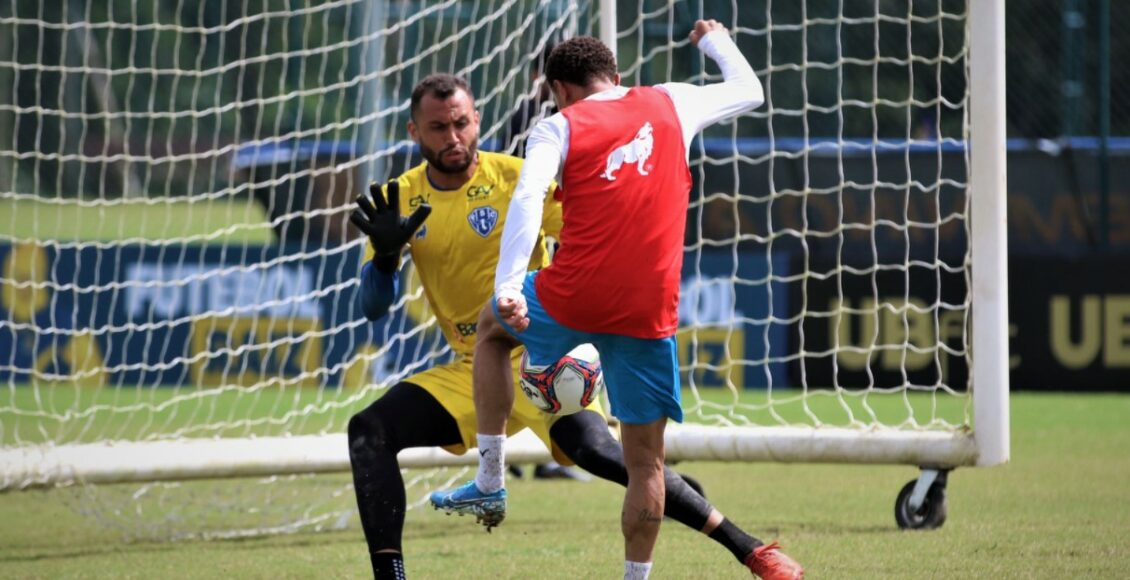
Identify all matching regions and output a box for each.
[744,541,804,580]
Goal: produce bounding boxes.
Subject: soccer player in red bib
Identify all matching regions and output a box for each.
[431,20,803,579]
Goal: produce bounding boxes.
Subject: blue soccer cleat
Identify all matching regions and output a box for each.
[429,481,507,531]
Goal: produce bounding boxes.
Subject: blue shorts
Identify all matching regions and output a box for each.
[493,271,683,425]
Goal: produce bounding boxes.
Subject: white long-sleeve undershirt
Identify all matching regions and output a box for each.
[494,29,765,300]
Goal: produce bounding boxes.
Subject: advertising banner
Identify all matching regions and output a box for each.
[1,243,791,390]
[0,242,370,387]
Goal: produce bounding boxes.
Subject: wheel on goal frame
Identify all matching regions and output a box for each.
[894,468,949,530]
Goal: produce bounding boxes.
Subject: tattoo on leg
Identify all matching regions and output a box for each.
[637,509,663,524]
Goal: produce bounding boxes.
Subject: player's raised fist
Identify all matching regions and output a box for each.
[689,19,727,46]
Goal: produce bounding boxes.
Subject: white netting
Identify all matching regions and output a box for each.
[632,0,974,431]
[0,0,983,539]
[0,0,590,539]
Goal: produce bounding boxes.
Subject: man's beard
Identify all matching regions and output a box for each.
[421,140,478,174]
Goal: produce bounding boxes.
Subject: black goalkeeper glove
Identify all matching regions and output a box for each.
[350,180,431,270]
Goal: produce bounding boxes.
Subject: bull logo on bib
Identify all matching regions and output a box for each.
[601,122,654,181]
[467,206,499,237]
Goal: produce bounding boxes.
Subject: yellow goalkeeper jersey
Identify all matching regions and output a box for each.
[364,151,561,357]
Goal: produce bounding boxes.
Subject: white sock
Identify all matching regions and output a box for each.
[473,434,506,493]
[624,560,652,580]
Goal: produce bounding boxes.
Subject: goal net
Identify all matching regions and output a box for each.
[0,0,1007,539]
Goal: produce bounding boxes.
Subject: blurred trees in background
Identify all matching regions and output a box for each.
[1,0,363,198]
[1007,0,1130,138]
[1,0,1126,197]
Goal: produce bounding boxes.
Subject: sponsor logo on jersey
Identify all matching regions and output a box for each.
[601,121,654,181]
[408,194,428,209]
[467,206,499,237]
[466,184,495,201]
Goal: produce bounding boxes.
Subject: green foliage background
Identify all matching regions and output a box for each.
[8,1,1122,199]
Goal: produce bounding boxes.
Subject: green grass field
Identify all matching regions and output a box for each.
[2,198,272,243]
[4,199,1130,577]
[1,392,1128,578]
[0,384,970,445]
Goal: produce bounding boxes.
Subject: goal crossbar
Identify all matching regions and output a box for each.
[0,426,977,491]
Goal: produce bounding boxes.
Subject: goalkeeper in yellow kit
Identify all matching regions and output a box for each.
[347,74,771,579]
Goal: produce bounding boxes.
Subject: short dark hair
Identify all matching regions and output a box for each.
[544,36,618,87]
[410,74,473,118]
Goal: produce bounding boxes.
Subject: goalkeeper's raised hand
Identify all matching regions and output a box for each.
[350,180,432,258]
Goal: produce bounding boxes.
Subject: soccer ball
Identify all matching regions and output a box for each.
[518,344,605,415]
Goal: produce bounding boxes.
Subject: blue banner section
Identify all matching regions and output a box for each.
[0,242,373,387]
[0,242,790,390]
[677,250,791,388]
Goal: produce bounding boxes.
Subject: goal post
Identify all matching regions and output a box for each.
[0,0,1007,535]
[968,0,1011,468]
